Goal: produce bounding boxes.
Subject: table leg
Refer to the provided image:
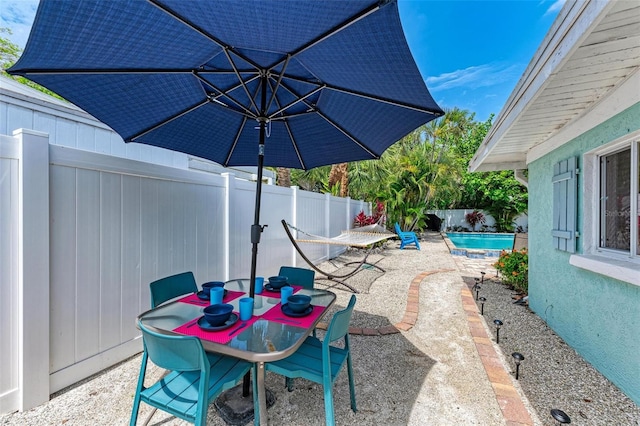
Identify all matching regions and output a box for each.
[252,362,268,425]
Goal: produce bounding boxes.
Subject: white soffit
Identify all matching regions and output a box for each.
[470,0,640,172]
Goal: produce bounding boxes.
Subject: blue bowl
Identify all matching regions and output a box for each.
[202,281,224,291]
[203,303,233,326]
[286,294,311,313]
[268,276,288,289]
[202,281,225,293]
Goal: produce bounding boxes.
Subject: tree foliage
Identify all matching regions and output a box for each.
[286,107,527,232]
[1,28,64,99]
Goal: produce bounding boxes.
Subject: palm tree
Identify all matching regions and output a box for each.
[276,167,291,188]
[328,163,349,197]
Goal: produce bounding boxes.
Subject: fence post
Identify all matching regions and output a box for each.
[222,173,235,281]
[346,196,351,230]
[325,193,331,261]
[15,129,50,410]
[290,186,298,267]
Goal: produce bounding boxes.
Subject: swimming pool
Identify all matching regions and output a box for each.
[446,232,514,250]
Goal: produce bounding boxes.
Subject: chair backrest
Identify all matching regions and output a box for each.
[149,271,198,308]
[278,266,315,289]
[138,321,207,372]
[326,295,357,343]
[394,222,402,235]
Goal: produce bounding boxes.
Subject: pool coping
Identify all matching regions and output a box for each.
[440,232,507,259]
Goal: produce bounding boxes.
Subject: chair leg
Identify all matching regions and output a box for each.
[346,353,357,412]
[252,364,260,426]
[322,375,336,426]
[140,408,157,426]
[285,377,295,392]
[129,352,148,426]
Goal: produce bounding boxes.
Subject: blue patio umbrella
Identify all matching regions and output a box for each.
[8,0,443,298]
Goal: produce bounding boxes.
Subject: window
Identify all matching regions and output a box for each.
[599,142,639,257]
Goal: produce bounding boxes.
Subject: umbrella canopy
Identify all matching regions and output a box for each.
[9,0,443,296]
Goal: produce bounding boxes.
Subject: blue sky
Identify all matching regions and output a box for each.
[1,0,563,122]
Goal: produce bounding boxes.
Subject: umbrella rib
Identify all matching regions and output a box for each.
[263,78,305,169]
[283,120,306,170]
[325,83,443,116]
[265,54,291,115]
[269,1,383,71]
[315,110,380,159]
[223,116,248,167]
[284,75,442,116]
[268,84,325,120]
[128,99,210,142]
[223,49,261,115]
[192,71,258,118]
[10,68,210,75]
[148,0,266,80]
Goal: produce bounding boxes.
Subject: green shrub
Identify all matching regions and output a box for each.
[494,248,528,293]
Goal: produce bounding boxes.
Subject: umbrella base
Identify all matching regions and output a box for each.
[214,383,276,425]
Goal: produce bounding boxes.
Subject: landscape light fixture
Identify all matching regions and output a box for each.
[550,409,571,424]
[478,297,486,315]
[511,352,524,379]
[493,319,503,343]
[480,271,486,284]
[475,284,481,301]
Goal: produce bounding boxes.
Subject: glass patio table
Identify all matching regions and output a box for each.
[137,278,336,425]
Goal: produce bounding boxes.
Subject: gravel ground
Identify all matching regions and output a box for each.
[470,273,640,426]
[1,233,638,425]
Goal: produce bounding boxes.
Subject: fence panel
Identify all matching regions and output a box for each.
[295,190,329,264]
[329,195,349,258]
[48,146,229,392]
[2,135,371,409]
[0,136,20,413]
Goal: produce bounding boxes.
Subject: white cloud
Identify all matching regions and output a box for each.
[0,0,39,49]
[543,0,565,17]
[425,62,522,92]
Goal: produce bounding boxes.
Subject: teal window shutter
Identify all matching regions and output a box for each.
[552,157,578,253]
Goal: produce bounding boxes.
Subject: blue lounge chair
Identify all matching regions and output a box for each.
[394,223,420,250]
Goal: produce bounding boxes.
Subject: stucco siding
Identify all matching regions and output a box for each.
[528,102,640,405]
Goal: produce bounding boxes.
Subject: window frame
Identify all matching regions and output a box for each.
[572,131,640,287]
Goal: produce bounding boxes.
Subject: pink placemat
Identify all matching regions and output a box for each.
[261,303,327,328]
[177,290,244,306]
[173,314,259,344]
[258,284,302,299]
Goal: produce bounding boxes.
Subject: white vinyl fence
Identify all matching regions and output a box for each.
[0,129,369,413]
[427,209,528,232]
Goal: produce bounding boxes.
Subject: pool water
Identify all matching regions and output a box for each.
[446,232,514,250]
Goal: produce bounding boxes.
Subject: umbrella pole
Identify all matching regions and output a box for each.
[244,76,268,401]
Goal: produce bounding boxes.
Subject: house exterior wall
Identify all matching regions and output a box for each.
[527,103,640,404]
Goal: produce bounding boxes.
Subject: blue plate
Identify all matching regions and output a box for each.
[281,304,313,317]
[197,289,228,300]
[197,312,238,331]
[265,283,290,292]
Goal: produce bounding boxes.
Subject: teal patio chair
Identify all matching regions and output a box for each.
[266,295,357,425]
[130,322,252,426]
[143,272,200,425]
[278,266,317,390]
[149,271,198,308]
[278,266,315,289]
[394,222,421,250]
